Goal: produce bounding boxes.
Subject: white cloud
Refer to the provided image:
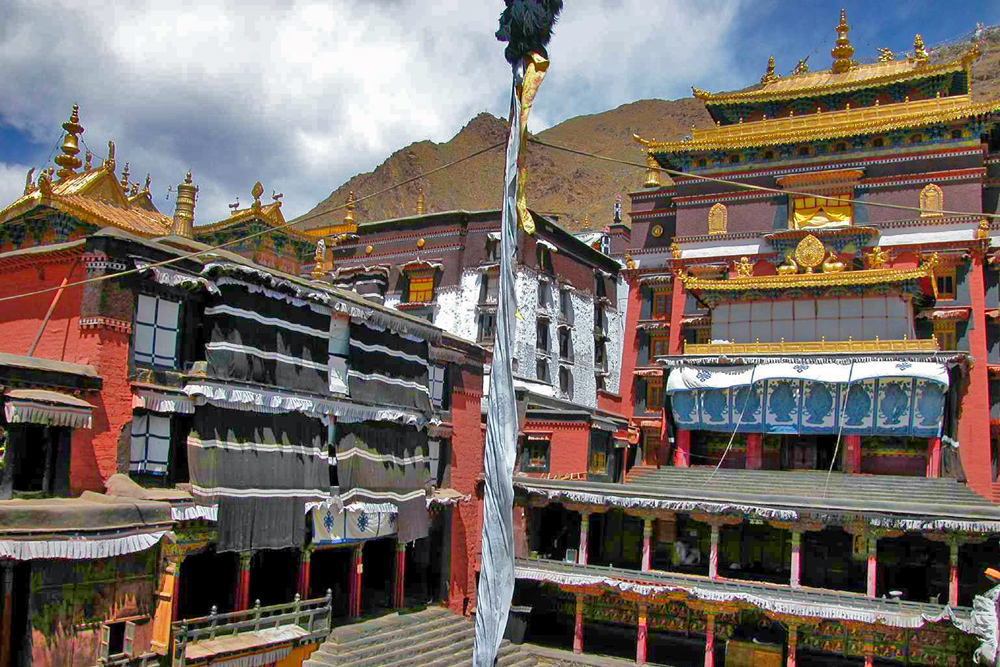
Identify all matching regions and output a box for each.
[0,1,742,223]
[0,163,31,210]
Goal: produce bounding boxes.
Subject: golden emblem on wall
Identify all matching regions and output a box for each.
[708,203,727,235]
[651,225,663,238]
[365,244,374,255]
[794,234,826,272]
[416,238,426,248]
[919,184,943,217]
[734,256,753,277]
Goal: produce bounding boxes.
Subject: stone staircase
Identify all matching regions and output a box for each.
[304,607,538,667]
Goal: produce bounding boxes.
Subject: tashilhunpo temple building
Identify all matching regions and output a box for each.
[2,9,1000,667]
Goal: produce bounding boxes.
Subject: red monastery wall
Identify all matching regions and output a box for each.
[860,180,982,222]
[447,366,484,615]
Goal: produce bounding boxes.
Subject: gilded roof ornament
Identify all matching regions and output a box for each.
[417,187,425,215]
[691,86,710,100]
[37,169,52,196]
[792,57,810,76]
[229,198,240,214]
[251,180,264,213]
[54,104,84,180]
[912,34,929,65]
[344,191,356,225]
[130,183,140,196]
[877,47,894,63]
[105,141,116,173]
[23,168,35,195]
[830,9,855,74]
[760,56,779,86]
[143,174,151,193]
[644,152,662,188]
[120,162,130,189]
[85,151,93,170]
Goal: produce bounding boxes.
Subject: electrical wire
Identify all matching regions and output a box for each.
[824,362,856,497]
[0,140,505,304]
[707,366,756,484]
[528,137,1000,220]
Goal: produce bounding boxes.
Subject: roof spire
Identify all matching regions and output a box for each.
[120,162,130,189]
[171,172,197,239]
[54,104,84,180]
[913,34,929,64]
[344,191,355,225]
[416,187,425,215]
[760,56,779,85]
[830,9,854,74]
[643,152,662,188]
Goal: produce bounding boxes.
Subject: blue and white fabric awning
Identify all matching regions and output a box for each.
[4,389,93,429]
[666,361,948,438]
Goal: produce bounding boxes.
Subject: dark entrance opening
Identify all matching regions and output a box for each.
[781,434,840,471]
[359,538,394,615]
[249,548,299,607]
[310,547,352,618]
[180,549,238,617]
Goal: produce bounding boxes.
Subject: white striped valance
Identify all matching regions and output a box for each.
[0,530,165,561]
[188,436,331,461]
[347,370,432,396]
[350,339,431,368]
[132,390,195,414]
[340,488,426,504]
[4,391,93,429]
[338,447,426,466]
[171,505,218,522]
[190,484,334,501]
[204,304,329,338]
[204,342,329,371]
[134,259,220,295]
[199,646,291,667]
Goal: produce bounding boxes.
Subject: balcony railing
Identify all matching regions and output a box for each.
[682,336,940,356]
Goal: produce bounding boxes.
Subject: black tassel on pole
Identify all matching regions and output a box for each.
[496,0,564,65]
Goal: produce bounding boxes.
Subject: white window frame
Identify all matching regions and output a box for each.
[134,294,180,368]
[130,413,172,475]
[429,365,446,408]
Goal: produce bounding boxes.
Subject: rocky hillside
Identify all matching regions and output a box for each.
[295,28,1000,233]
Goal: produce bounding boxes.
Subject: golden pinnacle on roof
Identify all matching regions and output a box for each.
[417,187,425,215]
[120,162,130,189]
[171,171,198,239]
[143,174,151,193]
[792,57,810,75]
[105,141,116,173]
[85,151,93,170]
[913,34,929,64]
[830,9,854,74]
[54,104,84,180]
[344,191,355,225]
[760,56,779,85]
[877,47,894,63]
[644,152,662,188]
[251,180,264,213]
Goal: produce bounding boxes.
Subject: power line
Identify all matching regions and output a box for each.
[528,137,1000,220]
[0,141,505,304]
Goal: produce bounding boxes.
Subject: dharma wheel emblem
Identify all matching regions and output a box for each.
[794,234,825,272]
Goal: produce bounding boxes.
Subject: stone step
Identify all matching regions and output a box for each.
[321,625,472,667]
[326,607,454,646]
[361,635,475,667]
[324,611,467,657]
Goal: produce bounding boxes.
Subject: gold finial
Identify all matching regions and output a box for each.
[977,219,990,240]
[644,152,662,188]
[792,57,810,75]
[37,169,52,196]
[624,254,635,270]
[143,174,151,193]
[85,151,92,170]
[54,104,84,180]
[251,180,264,213]
[23,168,35,195]
[312,238,327,279]
[344,191,355,225]
[105,141,116,173]
[877,47,894,62]
[760,56,779,85]
[120,162,130,189]
[417,187,425,215]
[130,182,139,196]
[171,172,198,239]
[831,9,854,74]
[912,34,929,64]
[669,241,681,259]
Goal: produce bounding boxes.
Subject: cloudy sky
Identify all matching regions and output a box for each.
[1,0,998,224]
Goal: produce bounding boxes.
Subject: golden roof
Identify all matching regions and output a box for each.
[0,166,172,237]
[651,94,1000,154]
[194,200,316,244]
[692,44,979,106]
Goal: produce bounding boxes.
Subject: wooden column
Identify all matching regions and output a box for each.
[949,539,960,607]
[790,531,802,588]
[298,547,312,599]
[863,634,875,667]
[867,536,878,598]
[170,554,185,621]
[704,614,716,667]
[236,551,252,611]
[0,562,13,667]
[674,429,690,468]
[667,271,686,355]
[578,512,591,566]
[927,437,942,478]
[709,523,720,580]
[394,541,407,609]
[573,593,584,654]
[641,518,653,572]
[844,435,862,474]
[636,601,648,665]
[349,544,364,617]
[745,433,762,470]
[786,624,797,667]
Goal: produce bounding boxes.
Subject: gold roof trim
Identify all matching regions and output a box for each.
[678,254,938,293]
[652,94,1000,153]
[683,337,939,356]
[691,45,979,106]
[194,202,315,244]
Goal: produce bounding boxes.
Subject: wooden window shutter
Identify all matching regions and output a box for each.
[124,620,137,656]
[99,624,111,660]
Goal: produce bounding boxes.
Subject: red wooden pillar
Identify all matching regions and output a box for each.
[573,593,584,654]
[393,541,406,609]
[927,437,942,478]
[960,246,992,496]
[786,624,798,667]
[704,614,716,667]
[844,435,862,474]
[667,272,686,355]
[866,537,877,598]
[298,547,312,598]
[636,601,648,665]
[709,523,720,581]
[863,634,875,667]
[349,544,364,617]
[949,539,960,607]
[790,531,802,588]
[641,518,653,572]
[674,429,690,468]
[578,512,590,565]
[236,551,252,611]
[0,562,13,667]
[171,557,184,621]
[745,433,762,469]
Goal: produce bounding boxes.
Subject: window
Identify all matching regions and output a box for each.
[595,275,608,299]
[428,438,444,484]
[694,327,710,345]
[100,620,128,658]
[650,334,669,359]
[934,321,957,351]
[834,143,847,152]
[407,270,435,303]
[559,288,573,321]
[559,366,573,399]
[522,435,550,472]
[479,275,498,304]
[798,146,811,156]
[595,374,606,392]
[329,315,350,394]
[763,151,774,160]
[558,327,572,360]
[538,281,552,308]
[910,134,925,144]
[872,137,885,148]
[935,268,956,300]
[588,434,609,476]
[951,129,963,139]
[134,294,180,368]
[697,158,707,168]
[130,414,171,475]
[595,340,607,371]
[537,245,554,274]
[486,237,500,261]
[429,365,446,408]
[651,289,670,318]
[536,358,550,383]
[6,425,70,496]
[477,312,496,344]
[536,319,550,352]
[646,377,664,411]
[729,154,740,164]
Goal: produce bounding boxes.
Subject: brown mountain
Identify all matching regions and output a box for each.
[296,29,1000,234]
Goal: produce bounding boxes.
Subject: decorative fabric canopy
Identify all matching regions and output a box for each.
[667,361,948,437]
[310,505,397,545]
[4,389,93,429]
[132,388,195,414]
[0,530,165,561]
